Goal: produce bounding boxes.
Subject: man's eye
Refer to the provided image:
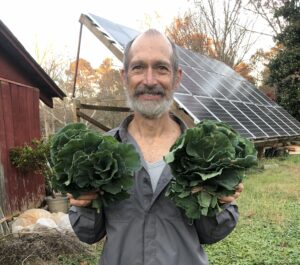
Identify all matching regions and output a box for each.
[157,65,169,72]
[159,66,167,70]
[132,65,143,71]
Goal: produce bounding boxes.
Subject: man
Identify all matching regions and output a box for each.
[68,29,243,265]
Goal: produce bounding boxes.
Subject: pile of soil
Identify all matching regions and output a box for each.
[0,231,91,265]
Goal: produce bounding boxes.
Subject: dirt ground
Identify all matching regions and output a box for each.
[0,231,91,265]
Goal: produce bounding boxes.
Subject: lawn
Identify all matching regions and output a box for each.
[13,154,298,265]
[204,154,300,265]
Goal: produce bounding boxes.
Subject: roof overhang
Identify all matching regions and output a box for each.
[0,20,66,108]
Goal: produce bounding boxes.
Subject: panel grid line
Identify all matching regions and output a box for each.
[276,107,300,131]
[232,102,271,137]
[257,106,291,136]
[266,107,298,135]
[195,97,253,138]
[213,99,256,138]
[217,100,267,138]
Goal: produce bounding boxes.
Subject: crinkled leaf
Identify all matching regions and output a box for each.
[178,190,190,198]
[50,122,141,212]
[116,143,142,173]
[164,119,258,219]
[198,192,212,208]
[101,182,122,195]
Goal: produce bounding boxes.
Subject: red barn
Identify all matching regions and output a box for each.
[0,20,65,216]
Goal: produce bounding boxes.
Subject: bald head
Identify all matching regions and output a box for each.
[123,29,179,74]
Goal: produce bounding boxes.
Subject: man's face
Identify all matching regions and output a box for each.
[122,34,182,119]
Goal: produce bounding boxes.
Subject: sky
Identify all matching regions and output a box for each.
[0,0,275,68]
[0,0,193,67]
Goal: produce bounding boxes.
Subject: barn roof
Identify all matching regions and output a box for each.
[0,20,66,108]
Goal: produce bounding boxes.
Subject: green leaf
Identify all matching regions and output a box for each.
[49,122,141,211]
[198,192,212,208]
[178,190,190,198]
[116,143,141,173]
[164,119,258,219]
[101,182,122,194]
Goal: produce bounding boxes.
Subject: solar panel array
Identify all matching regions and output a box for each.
[175,46,300,139]
[83,13,300,140]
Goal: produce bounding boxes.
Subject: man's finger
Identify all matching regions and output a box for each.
[69,198,93,207]
[235,183,244,193]
[67,192,98,200]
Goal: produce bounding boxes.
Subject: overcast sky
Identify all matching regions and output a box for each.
[0,0,193,67]
[1,0,274,68]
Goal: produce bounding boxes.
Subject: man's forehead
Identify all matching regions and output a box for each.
[130,33,172,52]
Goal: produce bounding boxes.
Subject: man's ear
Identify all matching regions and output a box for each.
[174,68,183,89]
[120,68,126,83]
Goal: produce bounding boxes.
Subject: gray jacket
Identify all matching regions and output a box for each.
[69,114,239,265]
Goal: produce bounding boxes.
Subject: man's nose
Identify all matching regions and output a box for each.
[143,68,157,86]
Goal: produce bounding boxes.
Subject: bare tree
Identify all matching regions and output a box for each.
[246,0,286,36]
[34,44,75,137]
[189,0,258,67]
[35,44,70,84]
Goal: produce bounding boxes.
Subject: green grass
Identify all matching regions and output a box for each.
[204,154,300,265]
[59,155,300,265]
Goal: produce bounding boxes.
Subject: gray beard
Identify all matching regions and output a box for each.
[126,90,174,119]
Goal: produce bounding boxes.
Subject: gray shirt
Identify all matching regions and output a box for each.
[145,159,166,192]
[69,113,239,265]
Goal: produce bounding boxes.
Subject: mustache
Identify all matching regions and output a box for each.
[134,85,165,97]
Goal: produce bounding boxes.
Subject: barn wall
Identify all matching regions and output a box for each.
[0,78,44,216]
[0,49,32,87]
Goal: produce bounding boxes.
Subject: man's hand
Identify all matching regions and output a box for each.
[218,182,244,204]
[67,191,99,207]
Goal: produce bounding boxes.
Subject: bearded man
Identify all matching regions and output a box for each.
[68,29,243,265]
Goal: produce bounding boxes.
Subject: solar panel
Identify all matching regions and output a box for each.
[86,13,140,49]
[216,100,266,138]
[273,107,300,133]
[174,94,216,121]
[82,13,300,141]
[181,67,212,97]
[195,97,253,138]
[232,102,275,137]
[174,46,300,139]
[203,72,240,101]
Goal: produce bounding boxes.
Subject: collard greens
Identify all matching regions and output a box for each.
[164,119,257,219]
[50,123,141,210]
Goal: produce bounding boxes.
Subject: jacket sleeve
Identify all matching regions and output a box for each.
[194,203,239,244]
[69,206,106,244]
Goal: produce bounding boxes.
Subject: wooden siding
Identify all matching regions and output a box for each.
[0,78,44,216]
[0,48,30,86]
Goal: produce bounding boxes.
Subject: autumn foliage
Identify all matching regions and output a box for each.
[166,15,217,59]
